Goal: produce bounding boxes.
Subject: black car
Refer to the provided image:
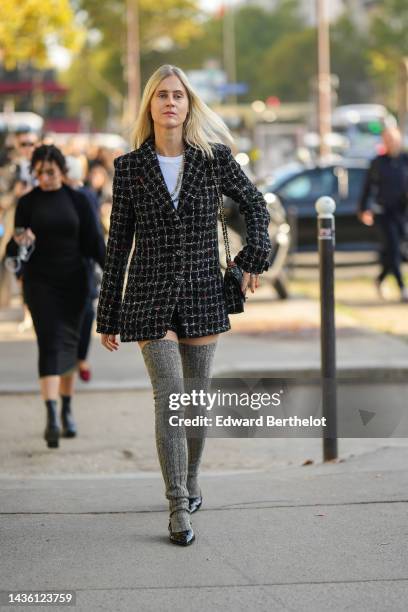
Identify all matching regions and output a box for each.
[222,187,292,299]
[261,159,379,251]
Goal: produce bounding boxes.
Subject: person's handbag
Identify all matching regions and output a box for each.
[211,160,246,314]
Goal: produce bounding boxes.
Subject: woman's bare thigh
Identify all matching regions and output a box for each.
[137,331,219,351]
[179,334,219,346]
[137,329,178,351]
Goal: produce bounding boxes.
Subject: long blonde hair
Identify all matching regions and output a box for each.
[131,64,234,158]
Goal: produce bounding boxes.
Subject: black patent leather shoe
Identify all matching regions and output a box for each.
[188,496,202,514]
[168,520,195,546]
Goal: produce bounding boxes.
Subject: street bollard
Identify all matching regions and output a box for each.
[315,196,338,461]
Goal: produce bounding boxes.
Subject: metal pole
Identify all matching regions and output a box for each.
[125,0,141,129]
[315,196,338,461]
[316,0,332,158]
[398,58,408,136]
[223,0,237,106]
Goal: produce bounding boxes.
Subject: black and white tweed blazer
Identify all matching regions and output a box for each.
[96,136,271,341]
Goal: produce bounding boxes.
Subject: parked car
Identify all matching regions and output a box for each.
[331,104,397,159]
[259,158,380,252]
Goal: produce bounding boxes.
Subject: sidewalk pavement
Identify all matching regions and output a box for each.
[1,444,408,611]
[1,289,408,393]
[1,289,408,477]
[1,289,408,610]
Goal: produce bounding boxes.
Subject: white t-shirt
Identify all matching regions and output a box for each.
[157,154,183,209]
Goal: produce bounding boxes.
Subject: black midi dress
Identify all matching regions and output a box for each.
[10,185,105,377]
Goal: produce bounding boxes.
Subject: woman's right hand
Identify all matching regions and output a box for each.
[241,270,259,295]
[101,334,119,352]
[14,228,36,246]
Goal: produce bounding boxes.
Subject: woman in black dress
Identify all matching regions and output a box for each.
[8,145,105,448]
[96,65,271,546]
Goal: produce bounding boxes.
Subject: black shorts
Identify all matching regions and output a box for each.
[167,305,187,338]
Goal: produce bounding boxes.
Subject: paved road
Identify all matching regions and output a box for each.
[1,293,408,393]
[1,445,408,611]
[2,286,408,610]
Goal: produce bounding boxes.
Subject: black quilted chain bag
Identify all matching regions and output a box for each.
[211,160,246,314]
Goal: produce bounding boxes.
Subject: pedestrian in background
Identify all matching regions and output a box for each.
[96,64,271,546]
[86,162,112,239]
[7,145,105,448]
[1,131,38,326]
[86,162,111,208]
[13,131,39,197]
[0,134,19,307]
[358,126,408,302]
[66,156,105,382]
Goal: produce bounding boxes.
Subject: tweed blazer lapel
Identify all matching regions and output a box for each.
[137,137,174,215]
[137,136,206,217]
[177,142,206,216]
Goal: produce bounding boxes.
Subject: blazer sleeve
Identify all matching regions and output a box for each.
[216,144,271,274]
[96,156,136,335]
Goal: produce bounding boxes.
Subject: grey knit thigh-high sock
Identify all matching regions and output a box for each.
[141,339,191,532]
[178,341,218,498]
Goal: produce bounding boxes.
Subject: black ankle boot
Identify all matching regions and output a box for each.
[44,400,60,448]
[61,396,77,438]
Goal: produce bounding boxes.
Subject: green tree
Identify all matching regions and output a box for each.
[256,29,316,102]
[65,1,303,126]
[0,0,81,68]
[61,44,123,129]
[369,0,408,57]
[234,1,304,102]
[330,16,373,104]
[64,0,202,128]
[257,15,373,105]
[367,0,408,107]
[147,1,304,102]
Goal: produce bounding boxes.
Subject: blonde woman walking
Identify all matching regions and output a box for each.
[96,65,271,546]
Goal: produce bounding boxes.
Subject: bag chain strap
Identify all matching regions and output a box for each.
[211,159,234,267]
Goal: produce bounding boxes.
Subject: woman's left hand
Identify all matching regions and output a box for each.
[241,271,259,296]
